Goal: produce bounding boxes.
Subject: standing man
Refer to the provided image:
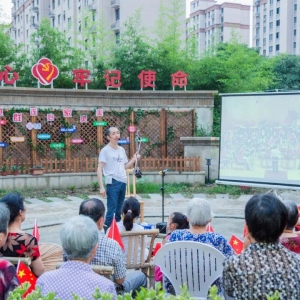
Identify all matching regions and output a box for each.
[97,127,139,228]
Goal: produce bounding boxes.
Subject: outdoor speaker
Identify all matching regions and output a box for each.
[156,222,167,234]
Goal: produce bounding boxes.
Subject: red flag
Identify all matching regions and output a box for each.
[107,217,124,250]
[229,235,244,255]
[17,261,37,297]
[206,223,214,232]
[32,219,40,241]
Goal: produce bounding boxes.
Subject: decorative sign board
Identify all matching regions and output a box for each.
[60,125,76,133]
[33,123,42,130]
[135,137,149,143]
[50,143,65,149]
[128,125,137,133]
[10,136,25,142]
[0,142,7,147]
[118,138,130,145]
[71,138,84,144]
[0,120,7,125]
[93,121,107,127]
[37,134,51,140]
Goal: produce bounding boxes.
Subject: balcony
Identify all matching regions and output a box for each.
[88,3,96,11]
[32,7,39,13]
[111,0,120,8]
[49,12,55,18]
[255,12,260,17]
[111,20,120,32]
[255,23,260,28]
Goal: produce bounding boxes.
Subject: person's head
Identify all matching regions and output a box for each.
[60,215,98,262]
[105,127,120,142]
[0,204,10,247]
[245,194,287,243]
[167,212,189,233]
[79,198,106,230]
[0,193,25,225]
[187,198,213,227]
[122,197,140,231]
[282,200,298,231]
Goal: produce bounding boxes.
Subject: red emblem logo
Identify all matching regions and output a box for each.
[31,58,59,85]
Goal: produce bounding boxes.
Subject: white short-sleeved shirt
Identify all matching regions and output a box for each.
[99,145,128,183]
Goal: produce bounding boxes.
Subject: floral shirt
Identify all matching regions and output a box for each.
[280,235,300,254]
[223,242,300,300]
[0,233,40,261]
[0,259,19,300]
[167,230,234,295]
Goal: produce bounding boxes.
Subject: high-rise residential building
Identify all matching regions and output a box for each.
[253,0,299,56]
[10,0,186,54]
[187,0,250,54]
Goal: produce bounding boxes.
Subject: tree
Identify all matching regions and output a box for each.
[0,24,18,68]
[21,18,84,88]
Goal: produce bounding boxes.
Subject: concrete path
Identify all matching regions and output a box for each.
[23,191,300,245]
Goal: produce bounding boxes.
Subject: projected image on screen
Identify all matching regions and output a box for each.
[219,93,300,186]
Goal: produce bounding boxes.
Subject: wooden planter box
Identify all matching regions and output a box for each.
[30,168,44,176]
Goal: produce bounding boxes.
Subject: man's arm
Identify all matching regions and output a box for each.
[97,162,106,198]
[124,154,140,170]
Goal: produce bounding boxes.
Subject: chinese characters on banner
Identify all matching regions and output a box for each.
[95,109,103,117]
[13,113,22,123]
[138,70,156,90]
[47,113,55,122]
[0,66,19,87]
[80,115,88,123]
[73,69,91,89]
[63,108,72,118]
[30,107,38,116]
[171,71,188,90]
[104,70,122,90]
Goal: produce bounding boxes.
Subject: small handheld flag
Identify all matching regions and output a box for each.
[17,260,37,297]
[229,235,244,255]
[107,216,124,250]
[32,219,40,241]
[206,222,214,232]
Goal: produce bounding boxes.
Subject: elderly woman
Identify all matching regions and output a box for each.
[168,198,233,295]
[223,194,300,299]
[0,203,19,300]
[0,193,45,277]
[37,215,117,300]
[280,200,300,254]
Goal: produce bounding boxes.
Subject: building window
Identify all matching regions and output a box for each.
[68,17,71,28]
[221,36,223,42]
[92,12,96,21]
[276,7,280,14]
[68,37,71,45]
[68,0,71,8]
[269,34,273,40]
[52,0,55,9]
[263,38,266,45]
[37,13,39,21]
[115,8,120,21]
[58,14,61,24]
[63,11,65,21]
[26,30,28,38]
[52,18,55,27]
[263,26,266,33]
[269,22,273,28]
[116,32,120,44]
[78,21,81,32]
[270,0,273,4]
[295,4,297,10]
[85,39,88,50]
[221,26,223,33]
[58,0,60,5]
[276,44,279,50]
[276,32,280,38]
[26,14,28,23]
[221,8,224,13]
[294,42,296,48]
[269,46,273,52]
[276,20,280,26]
[294,17,297,23]
[263,50,266,55]
[256,40,259,46]
[270,10,273,17]
[221,17,223,23]
[294,30,296,36]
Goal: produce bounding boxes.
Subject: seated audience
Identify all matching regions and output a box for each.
[223,194,300,299]
[168,198,233,295]
[37,215,117,300]
[0,193,44,277]
[280,200,300,254]
[116,197,149,265]
[0,204,19,300]
[155,212,189,283]
[79,198,146,294]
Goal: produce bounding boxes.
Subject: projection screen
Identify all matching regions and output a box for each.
[218,92,300,188]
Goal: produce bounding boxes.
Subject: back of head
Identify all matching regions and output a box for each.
[79,198,105,223]
[245,194,287,243]
[122,197,140,231]
[0,193,24,225]
[0,203,10,234]
[282,200,298,230]
[187,198,213,227]
[171,212,189,230]
[60,215,98,260]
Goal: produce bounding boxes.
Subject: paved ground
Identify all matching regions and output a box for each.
[23,191,300,245]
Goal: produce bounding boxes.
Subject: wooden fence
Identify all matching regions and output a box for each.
[1,157,200,174]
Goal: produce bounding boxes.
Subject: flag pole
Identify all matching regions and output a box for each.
[112,213,115,236]
[16,259,20,273]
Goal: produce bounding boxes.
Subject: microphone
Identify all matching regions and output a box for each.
[158,168,169,175]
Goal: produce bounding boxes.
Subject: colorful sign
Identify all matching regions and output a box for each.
[26,123,41,130]
[37,134,51,140]
[0,120,7,125]
[95,109,104,117]
[128,125,137,133]
[80,115,88,123]
[30,107,38,116]
[10,136,25,142]
[118,138,130,145]
[12,113,22,123]
[50,143,65,149]
[0,65,19,86]
[31,57,59,86]
[60,125,76,133]
[93,121,107,126]
[0,142,7,147]
[135,137,149,142]
[62,108,72,118]
[104,70,122,89]
[71,138,84,144]
[47,113,55,122]
[73,69,91,87]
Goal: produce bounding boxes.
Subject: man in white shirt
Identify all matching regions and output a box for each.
[97,127,138,228]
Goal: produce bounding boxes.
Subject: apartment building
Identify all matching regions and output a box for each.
[253,0,299,56]
[10,0,186,53]
[188,0,250,53]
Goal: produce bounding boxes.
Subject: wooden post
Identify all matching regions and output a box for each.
[160,109,167,158]
[31,116,37,166]
[65,118,71,161]
[129,111,135,158]
[96,116,103,155]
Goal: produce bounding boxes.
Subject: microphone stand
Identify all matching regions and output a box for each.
[160,170,167,222]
